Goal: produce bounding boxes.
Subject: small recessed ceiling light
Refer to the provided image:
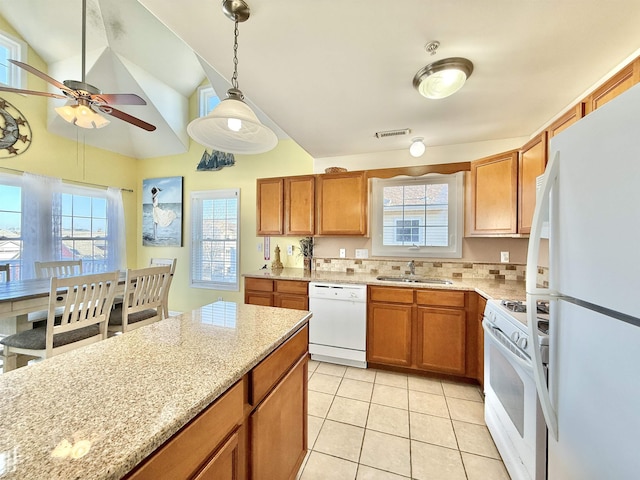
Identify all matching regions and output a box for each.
[409,138,426,157]
[413,57,474,99]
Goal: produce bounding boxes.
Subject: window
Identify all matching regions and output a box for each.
[198,85,221,117]
[191,189,240,290]
[371,173,464,258]
[0,179,23,279]
[0,31,27,88]
[0,173,126,280]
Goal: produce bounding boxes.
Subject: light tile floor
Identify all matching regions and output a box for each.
[298,361,510,480]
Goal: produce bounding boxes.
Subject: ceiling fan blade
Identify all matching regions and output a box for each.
[0,85,67,99]
[92,93,147,105]
[9,59,71,93]
[99,106,156,132]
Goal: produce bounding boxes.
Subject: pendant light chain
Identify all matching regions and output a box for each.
[231,19,240,90]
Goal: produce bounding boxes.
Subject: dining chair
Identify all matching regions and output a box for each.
[108,265,171,334]
[0,271,119,373]
[0,263,9,282]
[34,260,83,279]
[149,258,177,318]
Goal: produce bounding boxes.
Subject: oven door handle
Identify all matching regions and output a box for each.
[482,319,533,373]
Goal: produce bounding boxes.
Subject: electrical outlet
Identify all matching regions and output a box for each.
[501,251,510,263]
[257,242,262,252]
[355,248,369,259]
[287,245,293,256]
[339,248,346,258]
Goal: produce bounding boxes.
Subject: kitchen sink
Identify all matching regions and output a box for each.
[376,275,453,285]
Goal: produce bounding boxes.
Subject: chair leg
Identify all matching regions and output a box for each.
[2,347,17,373]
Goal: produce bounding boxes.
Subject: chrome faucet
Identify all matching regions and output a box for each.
[407,260,415,276]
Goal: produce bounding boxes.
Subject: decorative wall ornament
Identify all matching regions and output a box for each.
[142,176,183,247]
[196,149,236,171]
[0,97,32,158]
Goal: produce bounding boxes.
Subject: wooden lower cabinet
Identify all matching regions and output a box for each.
[415,306,466,375]
[125,326,309,480]
[251,357,307,480]
[476,294,488,389]
[245,278,309,310]
[367,286,475,378]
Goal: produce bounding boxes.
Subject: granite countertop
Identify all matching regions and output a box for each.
[243,268,526,301]
[0,302,311,480]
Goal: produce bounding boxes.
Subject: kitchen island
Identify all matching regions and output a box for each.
[0,301,311,480]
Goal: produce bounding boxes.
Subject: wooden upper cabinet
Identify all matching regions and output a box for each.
[518,132,548,235]
[585,58,640,114]
[257,178,284,235]
[316,171,368,236]
[468,151,518,236]
[284,175,315,236]
[547,103,585,139]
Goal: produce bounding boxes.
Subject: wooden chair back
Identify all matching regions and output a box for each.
[35,260,83,279]
[149,258,177,317]
[45,271,119,355]
[0,263,9,282]
[112,265,171,333]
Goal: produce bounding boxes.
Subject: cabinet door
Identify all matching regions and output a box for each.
[257,178,284,235]
[251,356,307,480]
[585,58,640,114]
[468,151,518,236]
[518,133,547,235]
[193,429,240,480]
[416,306,466,375]
[284,176,315,235]
[547,103,584,139]
[245,291,273,307]
[316,171,368,235]
[367,303,413,366]
[477,295,487,388]
[273,294,308,310]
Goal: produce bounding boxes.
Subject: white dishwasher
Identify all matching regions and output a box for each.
[308,282,367,368]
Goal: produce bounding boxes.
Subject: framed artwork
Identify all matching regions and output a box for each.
[142,176,183,246]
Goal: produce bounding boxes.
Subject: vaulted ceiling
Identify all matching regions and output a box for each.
[2,0,640,161]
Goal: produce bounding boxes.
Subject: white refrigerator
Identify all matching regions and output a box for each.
[526,83,640,479]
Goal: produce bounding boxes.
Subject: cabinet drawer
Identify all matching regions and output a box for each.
[245,277,274,292]
[250,325,308,406]
[416,289,465,308]
[275,280,308,295]
[127,381,243,480]
[369,286,414,304]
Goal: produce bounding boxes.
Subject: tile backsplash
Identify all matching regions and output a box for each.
[314,257,549,286]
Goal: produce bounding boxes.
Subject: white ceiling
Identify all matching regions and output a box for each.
[2,1,640,161]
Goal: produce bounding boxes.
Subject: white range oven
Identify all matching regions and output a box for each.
[483,299,549,480]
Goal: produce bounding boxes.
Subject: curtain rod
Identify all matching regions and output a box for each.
[0,166,134,193]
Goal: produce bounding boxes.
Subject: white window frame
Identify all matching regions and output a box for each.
[0,31,27,89]
[370,173,464,258]
[197,85,221,117]
[191,188,240,291]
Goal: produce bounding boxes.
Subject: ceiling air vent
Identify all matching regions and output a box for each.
[374,128,411,139]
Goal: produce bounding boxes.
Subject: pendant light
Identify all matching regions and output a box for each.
[409,138,425,157]
[187,0,277,154]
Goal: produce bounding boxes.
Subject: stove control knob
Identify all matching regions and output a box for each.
[511,331,520,342]
[518,337,528,350]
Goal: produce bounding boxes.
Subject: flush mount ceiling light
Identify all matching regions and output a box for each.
[187,0,277,154]
[409,138,426,157]
[413,57,474,99]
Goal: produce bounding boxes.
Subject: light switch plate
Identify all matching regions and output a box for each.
[355,248,369,259]
[339,248,346,258]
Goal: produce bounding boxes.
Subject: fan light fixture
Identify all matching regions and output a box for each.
[409,138,426,157]
[187,0,277,155]
[56,99,110,129]
[413,57,474,99]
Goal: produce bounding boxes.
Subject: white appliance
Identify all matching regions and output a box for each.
[308,282,367,368]
[483,299,549,480]
[526,83,640,479]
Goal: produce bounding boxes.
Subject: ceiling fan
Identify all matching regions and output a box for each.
[0,0,156,131]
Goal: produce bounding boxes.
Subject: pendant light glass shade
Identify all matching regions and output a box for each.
[413,57,473,99]
[187,90,277,154]
[409,138,426,157]
[55,104,110,129]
